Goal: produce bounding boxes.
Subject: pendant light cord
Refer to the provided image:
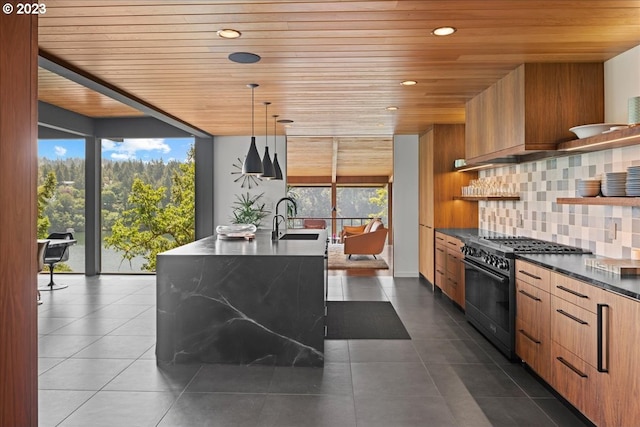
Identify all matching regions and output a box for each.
[273,115,278,154]
[251,86,255,137]
[265,102,269,148]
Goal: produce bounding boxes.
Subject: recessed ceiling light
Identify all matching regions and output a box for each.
[401,80,417,86]
[386,106,399,111]
[431,26,456,36]
[229,52,261,64]
[217,29,241,39]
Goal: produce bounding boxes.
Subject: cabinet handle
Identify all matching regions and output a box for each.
[518,289,541,302]
[556,285,589,299]
[518,329,541,344]
[447,241,458,246]
[436,248,445,253]
[436,236,444,241]
[556,309,588,325]
[556,357,588,378]
[436,269,444,274]
[518,270,541,280]
[597,303,609,373]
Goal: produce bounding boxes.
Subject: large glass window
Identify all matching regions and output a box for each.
[336,185,388,227]
[101,137,195,273]
[37,139,86,273]
[287,186,332,232]
[288,186,332,218]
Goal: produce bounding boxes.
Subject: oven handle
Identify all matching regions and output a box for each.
[462,258,509,284]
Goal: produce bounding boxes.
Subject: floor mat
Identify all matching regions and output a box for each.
[325,301,410,339]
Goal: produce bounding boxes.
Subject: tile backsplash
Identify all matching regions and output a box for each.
[479,144,640,259]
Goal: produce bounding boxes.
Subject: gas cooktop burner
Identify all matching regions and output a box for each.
[482,237,591,254]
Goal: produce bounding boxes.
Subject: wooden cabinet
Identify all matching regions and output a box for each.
[515,260,552,381]
[549,271,608,426]
[435,232,465,308]
[515,265,640,426]
[550,340,601,424]
[418,224,434,282]
[465,63,604,164]
[599,290,640,427]
[418,124,477,285]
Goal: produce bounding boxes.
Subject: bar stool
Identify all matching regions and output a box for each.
[36,240,49,305]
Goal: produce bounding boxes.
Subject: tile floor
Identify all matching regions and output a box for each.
[37,273,590,427]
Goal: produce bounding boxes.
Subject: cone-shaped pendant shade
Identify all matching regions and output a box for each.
[273,152,283,180]
[242,83,263,175]
[261,146,275,179]
[260,101,275,179]
[242,136,263,175]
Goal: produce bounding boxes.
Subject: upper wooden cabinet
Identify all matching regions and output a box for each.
[465,63,604,164]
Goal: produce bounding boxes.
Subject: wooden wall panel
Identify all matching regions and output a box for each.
[0,10,39,427]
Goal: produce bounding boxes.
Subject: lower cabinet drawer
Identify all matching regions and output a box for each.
[516,318,551,381]
[516,279,550,339]
[435,265,445,290]
[550,341,602,426]
[551,297,597,367]
[435,245,446,268]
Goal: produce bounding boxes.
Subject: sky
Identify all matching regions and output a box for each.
[38,137,194,162]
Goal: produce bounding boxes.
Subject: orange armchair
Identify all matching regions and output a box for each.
[343,220,387,259]
[340,218,381,241]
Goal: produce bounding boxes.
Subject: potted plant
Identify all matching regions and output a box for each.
[230,192,270,228]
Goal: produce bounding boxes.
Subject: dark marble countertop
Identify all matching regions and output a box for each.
[159,229,328,257]
[517,253,640,301]
[435,227,640,301]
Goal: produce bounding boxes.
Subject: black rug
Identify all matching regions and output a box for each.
[325,301,411,339]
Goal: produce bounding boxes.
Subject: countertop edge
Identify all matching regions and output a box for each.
[516,254,640,301]
[435,228,640,302]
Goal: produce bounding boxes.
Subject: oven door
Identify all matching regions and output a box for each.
[463,258,513,358]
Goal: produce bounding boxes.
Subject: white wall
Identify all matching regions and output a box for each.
[213,135,287,230]
[605,44,640,123]
[392,134,419,277]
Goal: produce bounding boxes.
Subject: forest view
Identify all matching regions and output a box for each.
[38,145,195,272]
[38,139,387,273]
[289,186,388,222]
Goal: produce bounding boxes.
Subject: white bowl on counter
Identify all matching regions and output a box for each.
[569,123,626,139]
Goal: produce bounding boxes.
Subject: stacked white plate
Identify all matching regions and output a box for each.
[577,179,601,197]
[602,172,627,197]
[626,166,640,196]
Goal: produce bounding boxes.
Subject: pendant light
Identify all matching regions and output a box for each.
[242,83,263,175]
[272,114,283,180]
[260,101,275,179]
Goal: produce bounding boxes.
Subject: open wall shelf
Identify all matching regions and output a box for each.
[454,195,520,201]
[556,197,640,207]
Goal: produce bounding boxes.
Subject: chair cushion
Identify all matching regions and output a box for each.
[363,221,374,233]
[369,220,383,232]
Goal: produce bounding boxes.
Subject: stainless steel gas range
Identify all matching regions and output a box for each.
[461,236,591,360]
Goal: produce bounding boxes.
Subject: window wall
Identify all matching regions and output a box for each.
[336,185,388,227]
[101,137,195,273]
[37,139,86,273]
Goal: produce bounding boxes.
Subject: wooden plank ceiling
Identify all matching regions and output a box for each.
[37,0,640,179]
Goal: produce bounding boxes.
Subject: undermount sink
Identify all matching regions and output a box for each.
[279,233,319,240]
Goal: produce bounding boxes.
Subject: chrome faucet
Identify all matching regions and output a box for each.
[272,197,297,240]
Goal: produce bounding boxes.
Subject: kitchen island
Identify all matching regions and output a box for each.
[156,229,327,367]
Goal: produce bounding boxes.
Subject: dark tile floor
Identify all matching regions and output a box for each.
[37,274,590,427]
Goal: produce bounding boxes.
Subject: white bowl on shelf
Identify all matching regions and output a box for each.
[577,179,601,197]
[569,123,626,139]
